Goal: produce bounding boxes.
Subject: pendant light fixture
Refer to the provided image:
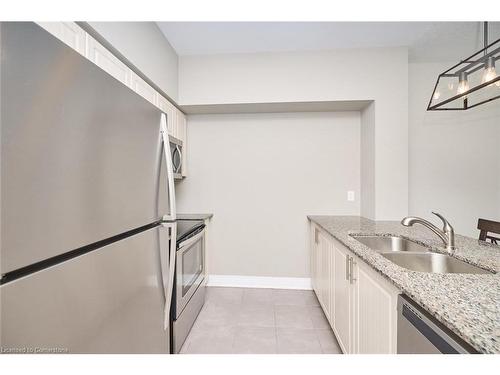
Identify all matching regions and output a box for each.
[428,22,500,110]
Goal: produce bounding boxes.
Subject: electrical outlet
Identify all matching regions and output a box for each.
[347,191,355,202]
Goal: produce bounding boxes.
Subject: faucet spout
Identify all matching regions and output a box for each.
[401,212,455,252]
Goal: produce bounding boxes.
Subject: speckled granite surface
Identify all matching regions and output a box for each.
[308,215,500,354]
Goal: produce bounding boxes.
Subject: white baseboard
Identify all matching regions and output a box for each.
[207,274,312,290]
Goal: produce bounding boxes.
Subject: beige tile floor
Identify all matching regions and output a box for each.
[179,287,342,354]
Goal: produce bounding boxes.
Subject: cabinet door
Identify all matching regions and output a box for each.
[177,111,187,177]
[130,72,158,106]
[312,226,323,304]
[333,244,351,353]
[310,224,319,294]
[177,111,187,142]
[157,95,176,135]
[86,35,131,87]
[353,260,398,354]
[37,22,86,56]
[318,231,332,322]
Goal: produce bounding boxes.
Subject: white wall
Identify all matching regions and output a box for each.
[360,101,375,220]
[408,62,500,237]
[178,47,409,220]
[176,112,360,278]
[87,22,179,101]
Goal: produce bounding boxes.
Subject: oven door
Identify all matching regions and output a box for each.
[175,230,205,317]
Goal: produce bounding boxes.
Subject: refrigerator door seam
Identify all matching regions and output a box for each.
[0,222,160,285]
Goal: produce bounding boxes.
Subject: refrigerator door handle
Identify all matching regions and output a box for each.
[160,113,176,221]
[160,222,177,331]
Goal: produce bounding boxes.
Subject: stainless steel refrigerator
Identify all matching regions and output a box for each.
[0,22,177,353]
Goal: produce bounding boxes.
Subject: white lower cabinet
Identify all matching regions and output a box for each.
[310,221,399,354]
[314,227,332,322]
[333,243,353,353]
[354,260,398,353]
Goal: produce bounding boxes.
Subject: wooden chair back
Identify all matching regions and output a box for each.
[477,218,500,245]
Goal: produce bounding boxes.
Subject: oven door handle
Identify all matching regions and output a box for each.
[178,229,205,252]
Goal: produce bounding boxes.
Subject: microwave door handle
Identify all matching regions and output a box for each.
[161,222,177,331]
[176,145,183,172]
[160,113,176,221]
[171,146,180,173]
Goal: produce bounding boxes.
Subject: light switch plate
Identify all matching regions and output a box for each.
[347,191,355,202]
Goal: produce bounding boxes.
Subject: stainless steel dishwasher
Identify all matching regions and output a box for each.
[397,295,477,354]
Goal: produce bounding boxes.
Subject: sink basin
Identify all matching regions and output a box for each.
[381,252,492,274]
[352,235,429,253]
[351,234,493,274]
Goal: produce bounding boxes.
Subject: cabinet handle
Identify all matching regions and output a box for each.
[314,228,319,244]
[345,254,350,281]
[349,257,356,284]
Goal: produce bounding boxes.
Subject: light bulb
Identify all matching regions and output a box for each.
[433,91,441,100]
[482,57,500,87]
[457,81,469,94]
[482,66,497,82]
[457,72,469,95]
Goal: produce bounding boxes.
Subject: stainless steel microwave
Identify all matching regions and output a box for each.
[169,135,183,179]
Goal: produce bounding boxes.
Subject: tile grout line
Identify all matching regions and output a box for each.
[230,291,244,353]
[273,304,279,354]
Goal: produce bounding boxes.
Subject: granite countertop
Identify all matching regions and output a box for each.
[177,213,213,221]
[308,215,500,354]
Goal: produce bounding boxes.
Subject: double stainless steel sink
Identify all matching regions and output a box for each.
[351,235,492,274]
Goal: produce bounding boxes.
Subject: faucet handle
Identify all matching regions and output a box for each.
[431,211,454,233]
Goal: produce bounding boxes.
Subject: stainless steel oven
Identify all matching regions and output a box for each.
[171,221,206,353]
[175,226,205,315]
[169,135,183,179]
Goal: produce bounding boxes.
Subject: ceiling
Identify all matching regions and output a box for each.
[157,22,500,62]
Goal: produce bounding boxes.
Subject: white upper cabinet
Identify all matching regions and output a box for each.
[130,72,158,106]
[176,110,186,140]
[176,110,187,177]
[36,22,188,178]
[157,95,176,136]
[37,22,86,56]
[86,35,131,87]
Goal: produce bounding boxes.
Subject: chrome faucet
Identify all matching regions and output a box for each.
[401,211,455,252]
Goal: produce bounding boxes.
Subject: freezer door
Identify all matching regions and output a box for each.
[0,225,173,354]
[0,22,175,274]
